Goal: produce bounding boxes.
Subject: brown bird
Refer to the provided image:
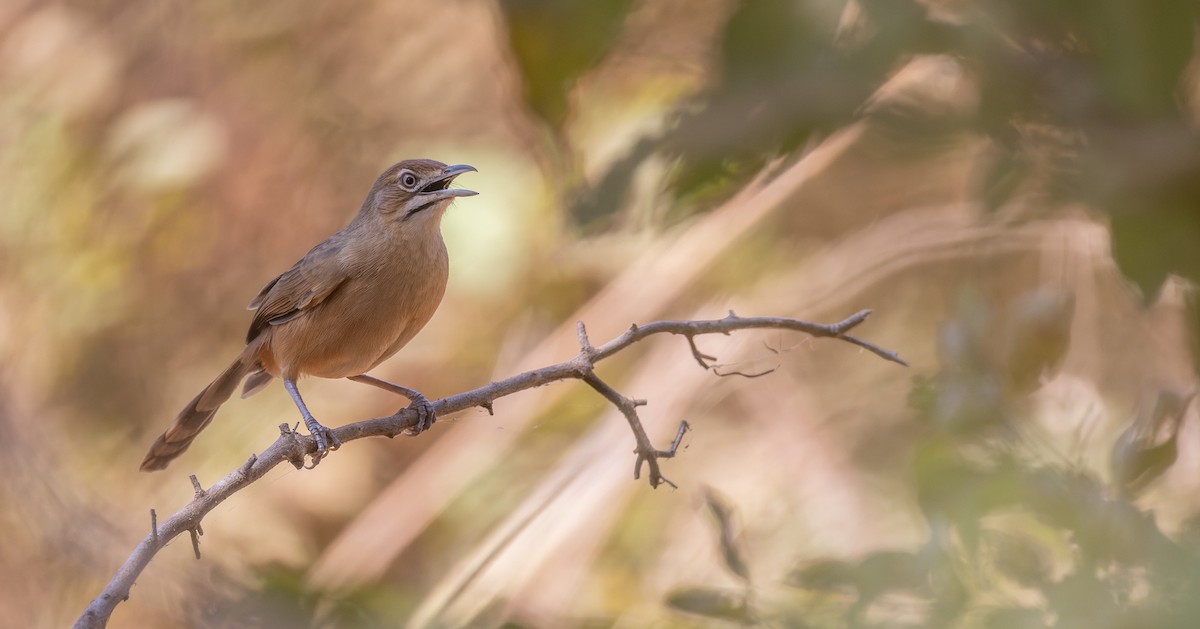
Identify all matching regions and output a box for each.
[140,159,477,471]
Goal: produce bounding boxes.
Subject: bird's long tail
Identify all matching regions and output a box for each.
[140,357,253,471]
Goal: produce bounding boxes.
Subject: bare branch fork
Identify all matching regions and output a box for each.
[74,310,904,629]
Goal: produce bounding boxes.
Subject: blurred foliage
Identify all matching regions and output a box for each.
[5,0,1200,626]
[568,0,1200,298]
[499,0,634,129]
[671,292,1200,628]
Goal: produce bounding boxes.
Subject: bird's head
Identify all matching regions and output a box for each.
[365,159,477,223]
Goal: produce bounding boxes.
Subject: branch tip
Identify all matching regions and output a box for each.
[670,421,690,452]
[836,333,907,366]
[576,320,595,355]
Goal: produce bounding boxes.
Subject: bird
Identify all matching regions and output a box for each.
[140,159,477,471]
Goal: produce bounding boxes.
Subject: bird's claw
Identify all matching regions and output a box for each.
[401,394,436,436]
[305,424,341,468]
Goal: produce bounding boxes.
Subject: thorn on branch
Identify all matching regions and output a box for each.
[481,400,494,416]
[721,312,737,335]
[239,454,257,477]
[150,509,158,545]
[189,526,202,560]
[576,320,595,356]
[189,475,205,499]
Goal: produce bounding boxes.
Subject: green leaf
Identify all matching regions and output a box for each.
[1109,204,1200,300]
[499,0,633,129]
[665,587,754,623]
[704,488,752,583]
[785,559,855,592]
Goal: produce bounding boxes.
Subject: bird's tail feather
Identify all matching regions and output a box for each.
[241,369,274,399]
[140,358,253,471]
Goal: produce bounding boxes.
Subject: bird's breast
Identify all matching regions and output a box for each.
[261,238,449,379]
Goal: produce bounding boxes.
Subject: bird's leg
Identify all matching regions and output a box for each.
[283,378,341,465]
[347,374,435,435]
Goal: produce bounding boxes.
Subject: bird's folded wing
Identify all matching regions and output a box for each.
[246,239,350,343]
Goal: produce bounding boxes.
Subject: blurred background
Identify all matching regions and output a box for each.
[3,0,1200,627]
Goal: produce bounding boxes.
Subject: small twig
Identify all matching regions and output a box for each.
[664,311,903,375]
[596,310,906,367]
[74,310,903,628]
[712,366,777,379]
[149,510,158,546]
[581,372,683,489]
[667,420,690,453]
[686,335,717,369]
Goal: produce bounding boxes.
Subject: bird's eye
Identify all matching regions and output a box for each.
[399,172,418,190]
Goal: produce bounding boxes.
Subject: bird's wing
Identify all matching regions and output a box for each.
[246,239,350,343]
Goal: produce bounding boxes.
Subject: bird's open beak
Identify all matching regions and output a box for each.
[420,164,478,199]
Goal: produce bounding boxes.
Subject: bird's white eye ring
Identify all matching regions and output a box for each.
[399,172,418,190]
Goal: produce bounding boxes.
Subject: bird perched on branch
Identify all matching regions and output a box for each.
[141,159,477,471]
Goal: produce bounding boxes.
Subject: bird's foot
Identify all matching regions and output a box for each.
[303,417,342,468]
[401,393,436,436]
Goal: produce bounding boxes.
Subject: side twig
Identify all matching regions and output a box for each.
[74,310,903,629]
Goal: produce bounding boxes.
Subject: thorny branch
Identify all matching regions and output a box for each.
[74,310,904,629]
